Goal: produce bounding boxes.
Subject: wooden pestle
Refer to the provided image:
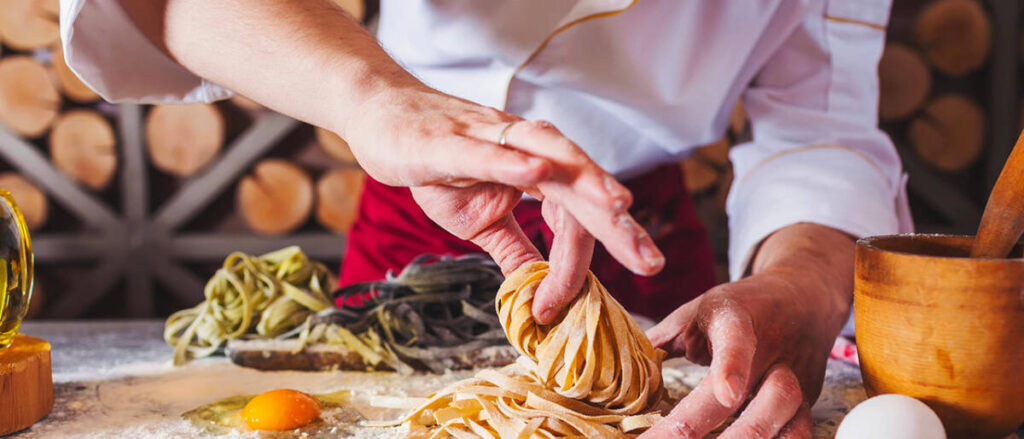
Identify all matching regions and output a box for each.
[971,129,1024,258]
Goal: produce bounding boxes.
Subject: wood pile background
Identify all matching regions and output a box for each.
[0,0,371,319]
[879,0,1010,235]
[0,0,1015,315]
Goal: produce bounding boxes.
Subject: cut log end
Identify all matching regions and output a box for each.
[681,158,719,194]
[0,56,60,137]
[914,0,992,76]
[49,110,118,190]
[316,168,366,234]
[0,0,60,51]
[51,45,100,103]
[879,43,932,121]
[0,335,53,436]
[909,94,985,172]
[696,137,731,168]
[315,127,358,164]
[145,104,225,177]
[0,172,47,230]
[237,160,314,236]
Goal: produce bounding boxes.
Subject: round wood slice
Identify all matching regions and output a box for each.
[914,0,991,76]
[0,0,59,51]
[227,338,517,372]
[908,95,985,172]
[878,43,931,121]
[315,127,358,164]
[51,44,99,103]
[331,0,365,21]
[696,137,731,168]
[0,56,60,137]
[681,158,718,194]
[49,110,117,190]
[0,172,46,230]
[146,104,225,177]
[237,160,314,236]
[729,103,747,136]
[316,168,365,234]
[0,335,53,436]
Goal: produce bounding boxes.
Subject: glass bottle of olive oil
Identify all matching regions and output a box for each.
[0,189,33,349]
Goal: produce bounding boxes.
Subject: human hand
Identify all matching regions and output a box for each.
[640,224,855,439]
[341,87,665,322]
[118,0,658,312]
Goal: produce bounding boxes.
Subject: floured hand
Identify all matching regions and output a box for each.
[641,223,856,439]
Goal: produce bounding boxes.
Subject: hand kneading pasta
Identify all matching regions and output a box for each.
[386,261,669,438]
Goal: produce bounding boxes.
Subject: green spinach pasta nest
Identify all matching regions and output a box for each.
[164,248,507,372]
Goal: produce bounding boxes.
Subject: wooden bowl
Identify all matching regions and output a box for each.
[855,234,1024,439]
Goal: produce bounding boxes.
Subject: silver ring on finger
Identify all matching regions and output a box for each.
[498,121,519,147]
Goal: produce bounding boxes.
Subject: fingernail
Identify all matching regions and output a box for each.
[538,306,557,323]
[726,373,745,406]
[604,175,629,206]
[616,212,630,227]
[617,213,664,273]
[638,239,665,270]
[603,175,623,196]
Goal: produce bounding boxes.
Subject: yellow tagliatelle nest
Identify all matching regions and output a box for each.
[392,262,668,438]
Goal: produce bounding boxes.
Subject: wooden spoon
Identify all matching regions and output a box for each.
[971,130,1024,258]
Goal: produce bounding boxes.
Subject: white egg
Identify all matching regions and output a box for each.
[835,394,946,439]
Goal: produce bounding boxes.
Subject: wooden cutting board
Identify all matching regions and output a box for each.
[0,334,53,435]
[226,339,519,372]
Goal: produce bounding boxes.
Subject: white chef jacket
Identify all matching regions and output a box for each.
[60,0,913,280]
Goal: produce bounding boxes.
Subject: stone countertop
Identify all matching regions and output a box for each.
[21,320,169,382]
[8,320,1020,439]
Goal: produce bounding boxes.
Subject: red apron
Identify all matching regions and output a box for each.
[338,164,717,320]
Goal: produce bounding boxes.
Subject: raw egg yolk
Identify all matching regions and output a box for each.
[242,389,322,431]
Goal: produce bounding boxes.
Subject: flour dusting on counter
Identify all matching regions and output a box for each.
[17,358,461,438]
[14,321,869,438]
[16,356,864,438]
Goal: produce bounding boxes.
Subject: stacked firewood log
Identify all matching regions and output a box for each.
[0,0,104,233]
[0,0,368,237]
[879,0,990,173]
[0,0,369,318]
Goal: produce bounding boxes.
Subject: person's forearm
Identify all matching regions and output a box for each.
[117,0,423,138]
[750,222,856,330]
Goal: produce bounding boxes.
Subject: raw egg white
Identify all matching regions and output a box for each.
[835,394,946,439]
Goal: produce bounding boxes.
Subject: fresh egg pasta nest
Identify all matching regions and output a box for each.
[391,262,669,438]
